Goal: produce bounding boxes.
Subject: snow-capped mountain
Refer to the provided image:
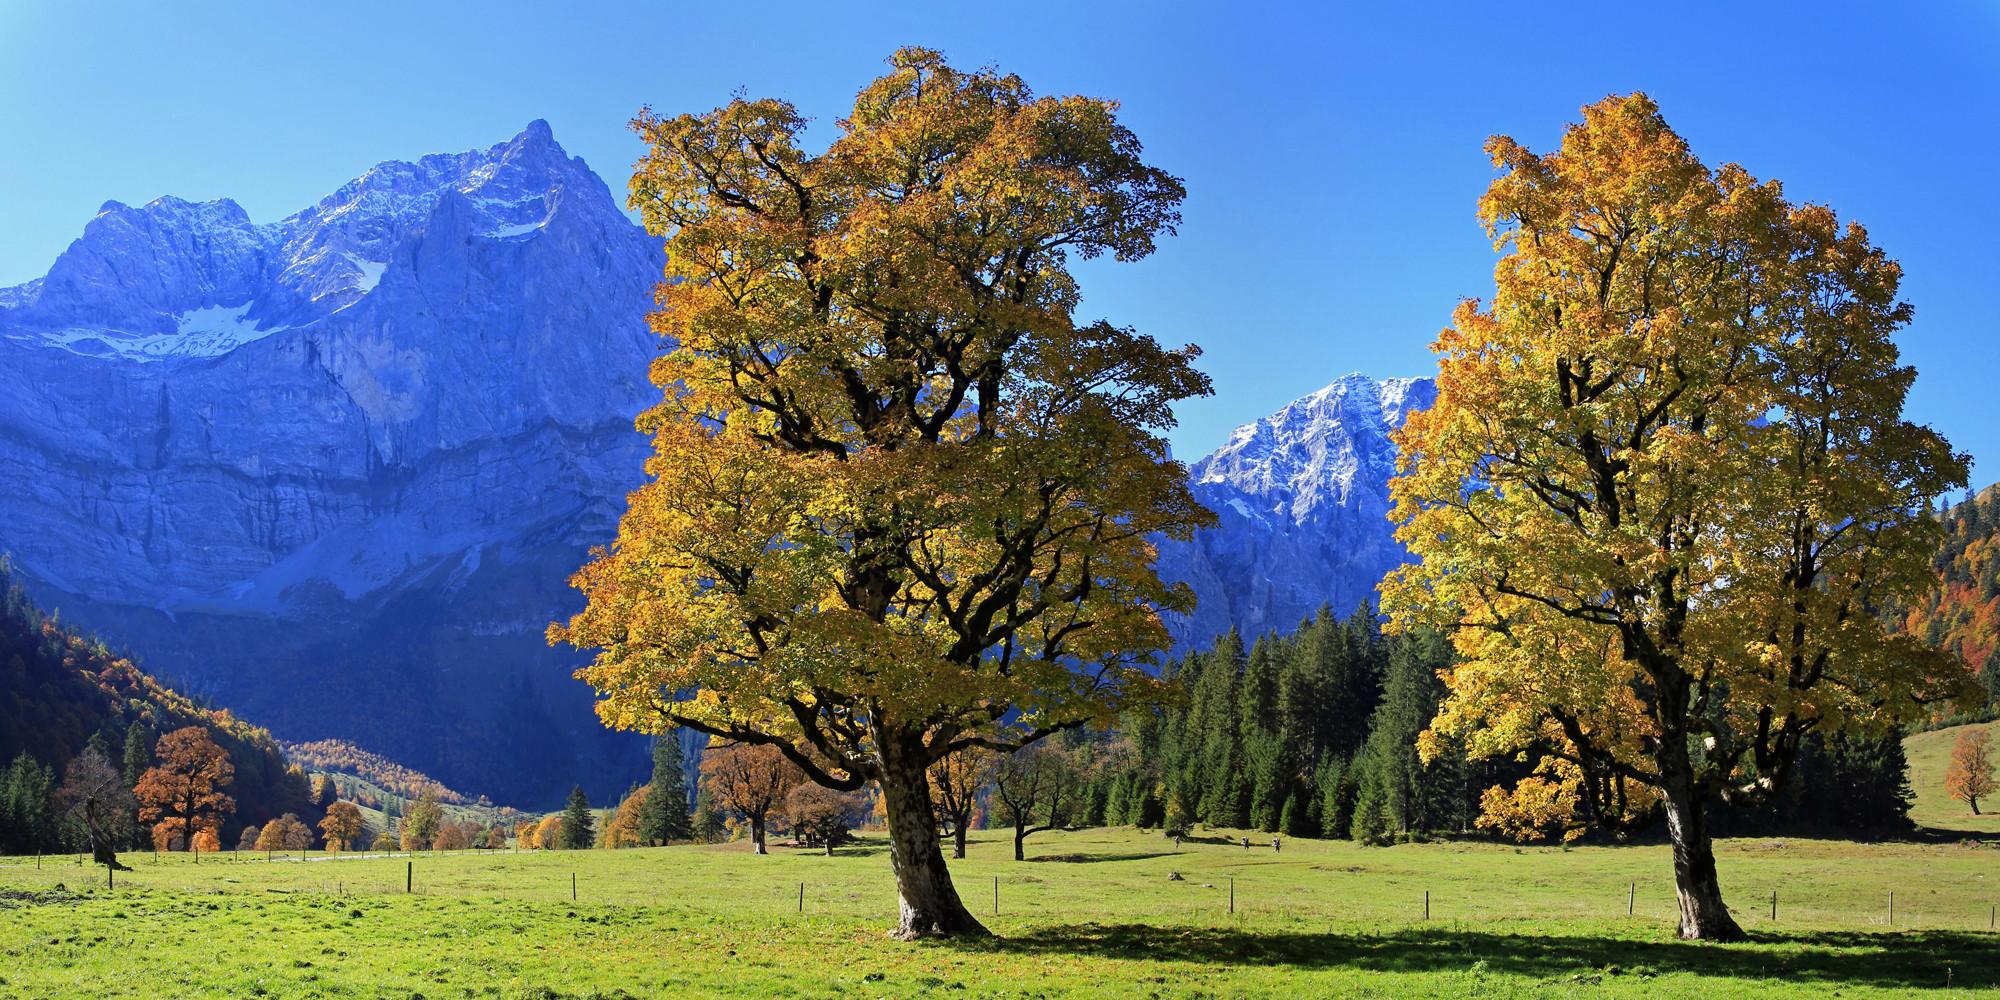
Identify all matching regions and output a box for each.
[0,122,663,807]
[0,118,1431,799]
[1157,373,1436,647]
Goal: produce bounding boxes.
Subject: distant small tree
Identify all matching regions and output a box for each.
[1946,727,1996,814]
[434,823,471,851]
[560,786,595,850]
[1,752,59,856]
[535,814,564,849]
[485,826,507,850]
[320,801,364,851]
[256,813,312,851]
[929,747,995,860]
[192,828,221,853]
[401,792,444,851]
[58,749,134,869]
[133,727,235,853]
[603,785,647,848]
[282,813,314,850]
[786,784,860,856]
[371,832,396,852]
[238,825,261,851]
[313,774,339,810]
[992,744,1079,861]
[121,722,151,790]
[514,819,540,849]
[701,744,804,855]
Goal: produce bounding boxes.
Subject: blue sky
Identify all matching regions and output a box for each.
[3,0,1996,483]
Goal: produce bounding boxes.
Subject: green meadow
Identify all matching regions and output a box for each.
[1,825,1995,1000]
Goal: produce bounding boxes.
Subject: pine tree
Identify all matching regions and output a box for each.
[690,785,726,843]
[2,752,61,855]
[637,731,693,845]
[121,722,151,789]
[560,785,595,850]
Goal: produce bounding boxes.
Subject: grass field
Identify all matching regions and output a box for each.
[1907,723,2000,837]
[1,826,1995,1000]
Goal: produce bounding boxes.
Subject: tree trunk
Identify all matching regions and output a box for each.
[878,739,987,939]
[85,811,131,871]
[1658,746,1744,941]
[953,822,967,860]
[750,813,767,855]
[1013,820,1026,861]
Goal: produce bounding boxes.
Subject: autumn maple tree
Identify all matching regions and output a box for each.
[929,745,994,859]
[320,800,365,851]
[550,48,1208,938]
[700,743,804,854]
[133,726,236,853]
[1945,727,1995,814]
[1381,93,1979,941]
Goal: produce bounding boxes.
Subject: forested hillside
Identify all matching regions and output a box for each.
[0,558,318,848]
[280,739,483,808]
[1890,487,2000,717]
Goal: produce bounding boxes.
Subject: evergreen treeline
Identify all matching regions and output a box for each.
[1094,607,1481,843]
[0,558,318,853]
[1070,606,1914,844]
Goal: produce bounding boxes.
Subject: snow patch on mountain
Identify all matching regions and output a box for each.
[0,120,666,808]
[1159,372,1436,647]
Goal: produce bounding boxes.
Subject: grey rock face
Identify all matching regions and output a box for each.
[1158,373,1435,648]
[0,122,664,808]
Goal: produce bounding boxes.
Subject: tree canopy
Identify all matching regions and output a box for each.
[551,47,1206,938]
[1380,93,1978,940]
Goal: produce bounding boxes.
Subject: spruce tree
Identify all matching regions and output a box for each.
[121,722,151,789]
[637,731,693,845]
[1,752,58,855]
[560,785,595,850]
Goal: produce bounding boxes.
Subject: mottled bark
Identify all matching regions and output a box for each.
[1655,731,1744,941]
[879,740,987,939]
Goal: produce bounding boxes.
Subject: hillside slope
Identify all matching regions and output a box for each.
[0,559,316,841]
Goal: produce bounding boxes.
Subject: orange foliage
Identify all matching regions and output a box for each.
[134,727,235,851]
[319,801,365,851]
[1945,727,1996,814]
[278,739,473,805]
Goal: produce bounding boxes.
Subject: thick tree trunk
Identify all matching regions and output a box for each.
[85,814,132,871]
[1658,746,1744,941]
[750,814,767,855]
[953,823,967,860]
[1013,820,1026,861]
[878,740,987,939]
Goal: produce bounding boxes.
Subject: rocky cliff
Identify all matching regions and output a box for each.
[0,122,664,808]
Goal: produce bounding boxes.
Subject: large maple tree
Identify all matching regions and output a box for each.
[551,48,1209,938]
[1382,93,1979,940]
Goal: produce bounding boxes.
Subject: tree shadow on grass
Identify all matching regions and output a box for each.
[960,924,1998,991]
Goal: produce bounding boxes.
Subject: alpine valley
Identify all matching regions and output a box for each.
[0,123,1429,808]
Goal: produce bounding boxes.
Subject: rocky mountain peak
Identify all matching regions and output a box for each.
[1158,372,1435,647]
[0,123,664,807]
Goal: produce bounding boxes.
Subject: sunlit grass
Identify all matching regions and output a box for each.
[2,826,1995,998]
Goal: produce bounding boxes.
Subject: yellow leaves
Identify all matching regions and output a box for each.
[1387,91,1977,842]
[1477,776,1581,843]
[558,51,1206,773]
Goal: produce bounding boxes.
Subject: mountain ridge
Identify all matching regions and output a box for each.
[1158,372,1434,647]
[0,122,664,808]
